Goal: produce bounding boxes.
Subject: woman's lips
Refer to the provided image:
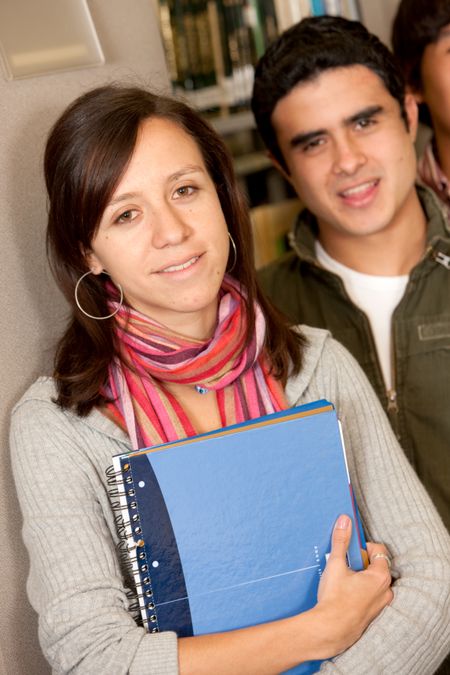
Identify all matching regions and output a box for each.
[157,254,201,274]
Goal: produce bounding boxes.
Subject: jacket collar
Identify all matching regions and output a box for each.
[289,184,450,264]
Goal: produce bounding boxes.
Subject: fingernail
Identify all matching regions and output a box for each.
[336,515,350,530]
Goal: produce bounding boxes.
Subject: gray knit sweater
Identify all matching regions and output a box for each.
[10,326,450,674]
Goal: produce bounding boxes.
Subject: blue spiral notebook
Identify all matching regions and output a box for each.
[112,400,366,674]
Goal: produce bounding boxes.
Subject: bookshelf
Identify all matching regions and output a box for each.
[154,1,363,206]
[156,1,362,116]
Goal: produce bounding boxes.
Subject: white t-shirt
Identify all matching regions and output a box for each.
[315,241,408,390]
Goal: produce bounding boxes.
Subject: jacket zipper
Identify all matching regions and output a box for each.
[386,388,398,415]
[433,250,450,269]
[386,318,399,433]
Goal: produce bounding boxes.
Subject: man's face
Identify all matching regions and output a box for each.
[419,23,450,137]
[271,65,418,243]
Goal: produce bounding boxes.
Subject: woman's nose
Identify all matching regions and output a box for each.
[150,207,192,248]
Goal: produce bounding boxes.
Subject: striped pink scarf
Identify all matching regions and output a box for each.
[418,140,450,210]
[105,275,287,450]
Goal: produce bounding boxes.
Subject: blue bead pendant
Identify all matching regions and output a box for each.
[195,385,209,395]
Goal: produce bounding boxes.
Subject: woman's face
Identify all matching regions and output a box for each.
[87,117,230,339]
[419,23,450,136]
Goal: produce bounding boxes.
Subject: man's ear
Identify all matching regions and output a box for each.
[406,83,424,104]
[404,92,419,142]
[267,150,293,185]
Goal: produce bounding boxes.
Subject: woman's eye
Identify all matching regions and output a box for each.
[115,209,136,224]
[174,185,195,198]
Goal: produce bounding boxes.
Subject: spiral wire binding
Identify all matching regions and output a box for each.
[106,462,160,632]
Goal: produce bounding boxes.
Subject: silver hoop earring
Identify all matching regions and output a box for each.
[227,232,237,273]
[74,271,123,320]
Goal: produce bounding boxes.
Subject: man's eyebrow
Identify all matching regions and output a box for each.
[290,129,326,148]
[289,105,384,148]
[344,105,384,126]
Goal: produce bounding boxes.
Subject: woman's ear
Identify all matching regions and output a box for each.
[82,247,103,275]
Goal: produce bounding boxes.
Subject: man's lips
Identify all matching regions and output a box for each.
[338,179,379,200]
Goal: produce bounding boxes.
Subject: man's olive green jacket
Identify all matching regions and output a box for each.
[259,186,450,532]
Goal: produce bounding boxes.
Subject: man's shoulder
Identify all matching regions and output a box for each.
[417,184,450,238]
[258,251,302,287]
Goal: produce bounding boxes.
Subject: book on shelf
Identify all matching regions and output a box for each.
[158,0,216,93]
[158,0,281,112]
[310,0,325,15]
[111,399,367,675]
[324,0,342,15]
[157,0,361,112]
[341,0,361,20]
[272,0,360,32]
[273,0,301,32]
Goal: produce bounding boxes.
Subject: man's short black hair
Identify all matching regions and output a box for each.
[251,15,407,170]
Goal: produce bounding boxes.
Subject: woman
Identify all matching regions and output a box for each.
[10,85,450,674]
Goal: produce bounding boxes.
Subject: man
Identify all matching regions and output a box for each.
[251,17,450,536]
[392,0,450,211]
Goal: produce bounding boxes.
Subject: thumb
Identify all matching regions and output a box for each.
[329,514,352,561]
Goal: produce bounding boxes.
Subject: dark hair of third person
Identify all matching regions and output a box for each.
[391,0,450,126]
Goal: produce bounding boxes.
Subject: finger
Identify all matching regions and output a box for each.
[369,553,392,570]
[329,514,352,560]
[366,542,390,558]
[366,543,392,569]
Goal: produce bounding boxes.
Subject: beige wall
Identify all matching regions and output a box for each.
[0,2,168,673]
[360,0,401,46]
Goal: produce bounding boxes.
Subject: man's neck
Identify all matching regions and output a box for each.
[317,191,427,276]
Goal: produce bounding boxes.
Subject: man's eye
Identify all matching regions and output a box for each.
[356,118,375,129]
[303,138,324,152]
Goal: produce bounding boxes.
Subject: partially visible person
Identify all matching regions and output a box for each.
[392,0,450,211]
[8,84,450,674]
[251,16,450,537]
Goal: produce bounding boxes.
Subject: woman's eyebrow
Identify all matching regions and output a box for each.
[107,192,141,208]
[168,164,205,182]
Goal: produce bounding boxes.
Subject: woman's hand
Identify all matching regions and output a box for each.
[180,515,393,675]
[312,514,393,658]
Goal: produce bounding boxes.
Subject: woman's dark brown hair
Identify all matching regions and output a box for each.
[45,85,304,415]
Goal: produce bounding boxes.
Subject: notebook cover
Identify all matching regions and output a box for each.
[113,400,366,675]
